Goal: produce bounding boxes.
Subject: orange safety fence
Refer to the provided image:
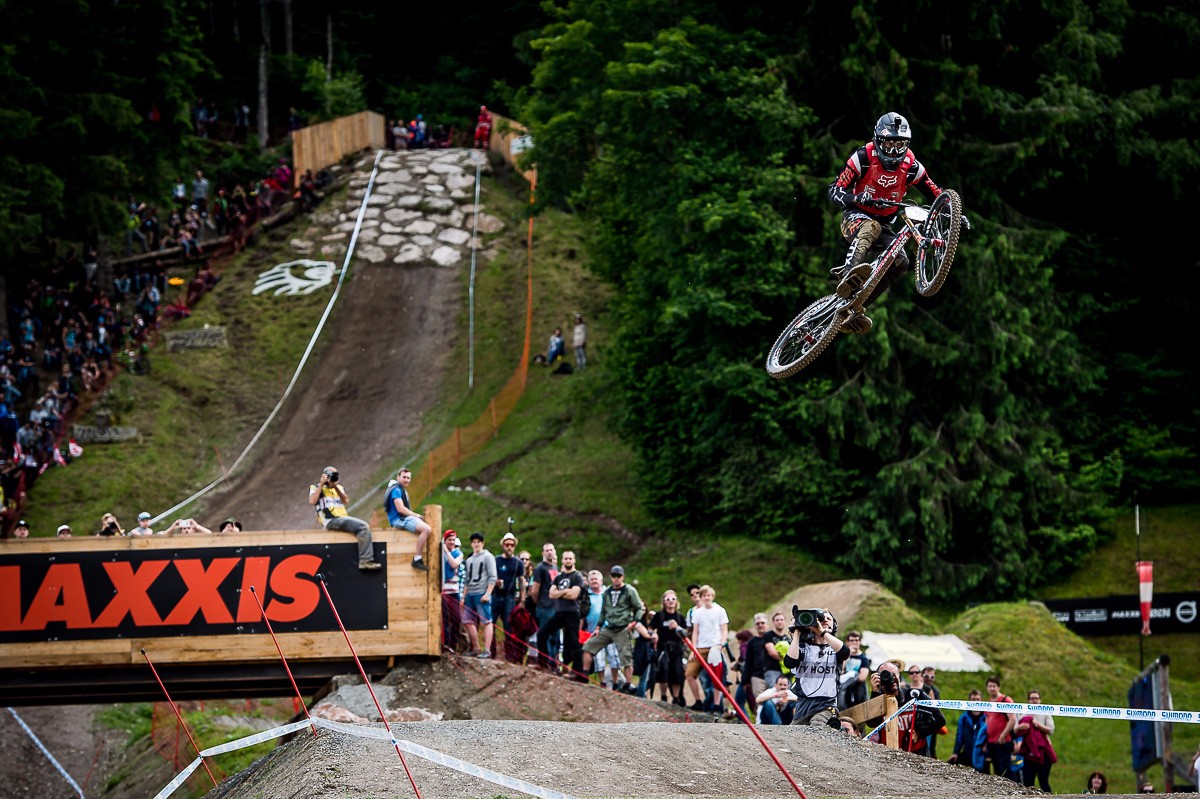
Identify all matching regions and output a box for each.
[376,165,536,517]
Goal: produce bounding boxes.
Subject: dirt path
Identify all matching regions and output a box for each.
[0,705,127,799]
[200,258,458,531]
[199,152,470,531]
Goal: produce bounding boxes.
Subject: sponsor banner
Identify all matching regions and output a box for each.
[0,543,387,643]
[922,699,1199,724]
[1041,592,1199,635]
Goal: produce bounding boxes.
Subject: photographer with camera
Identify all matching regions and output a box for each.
[781,606,848,726]
[868,660,946,754]
[308,466,382,571]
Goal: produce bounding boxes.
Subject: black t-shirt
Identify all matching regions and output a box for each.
[552,570,586,613]
[742,634,772,682]
[531,562,556,610]
[651,610,688,652]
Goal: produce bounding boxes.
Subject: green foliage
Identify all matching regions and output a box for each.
[0,0,208,264]
[517,0,1199,602]
[98,702,154,745]
[301,59,367,121]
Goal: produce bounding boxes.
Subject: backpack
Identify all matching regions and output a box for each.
[577,584,592,620]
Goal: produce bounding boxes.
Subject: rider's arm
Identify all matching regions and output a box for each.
[828,161,864,208]
[906,157,942,202]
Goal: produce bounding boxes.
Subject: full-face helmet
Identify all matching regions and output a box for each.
[873,112,912,170]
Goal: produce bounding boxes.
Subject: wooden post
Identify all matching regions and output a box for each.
[884,695,899,749]
[1161,658,1174,792]
[424,505,443,656]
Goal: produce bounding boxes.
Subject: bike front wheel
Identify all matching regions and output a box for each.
[766,294,844,379]
[914,188,962,297]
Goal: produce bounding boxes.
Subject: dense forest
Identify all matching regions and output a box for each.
[2,0,1195,601]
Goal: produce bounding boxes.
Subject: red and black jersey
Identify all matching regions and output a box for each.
[828,142,942,220]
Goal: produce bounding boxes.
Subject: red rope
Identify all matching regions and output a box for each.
[140,649,219,788]
[318,578,423,799]
[248,585,318,737]
[678,634,808,799]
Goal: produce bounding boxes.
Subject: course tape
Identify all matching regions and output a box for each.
[6,707,85,799]
[918,699,1200,724]
[199,719,313,757]
[311,718,582,799]
[864,699,915,742]
[152,716,582,799]
[151,148,386,525]
[153,756,203,799]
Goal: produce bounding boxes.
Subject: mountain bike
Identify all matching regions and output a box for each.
[765,189,963,380]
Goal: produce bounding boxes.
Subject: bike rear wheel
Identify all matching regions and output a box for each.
[914,188,962,297]
[766,294,844,379]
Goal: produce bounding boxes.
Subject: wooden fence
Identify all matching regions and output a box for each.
[487,113,537,183]
[291,110,386,186]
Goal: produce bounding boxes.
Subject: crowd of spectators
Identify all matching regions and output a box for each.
[126,160,303,259]
[437,534,1088,791]
[1,145,318,537]
[386,114,455,151]
[0,266,164,530]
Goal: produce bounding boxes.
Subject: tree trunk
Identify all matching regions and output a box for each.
[283,0,293,56]
[258,0,271,147]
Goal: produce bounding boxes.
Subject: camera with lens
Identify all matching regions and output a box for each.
[325,470,339,483]
[101,521,120,536]
[878,669,897,693]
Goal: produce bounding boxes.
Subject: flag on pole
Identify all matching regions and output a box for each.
[1136,561,1153,636]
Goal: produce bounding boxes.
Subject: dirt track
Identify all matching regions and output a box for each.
[200,155,465,531]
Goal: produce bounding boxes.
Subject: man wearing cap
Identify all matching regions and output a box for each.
[56,524,73,538]
[461,533,497,657]
[384,467,432,571]
[129,512,156,536]
[492,530,523,656]
[308,466,381,571]
[440,530,464,652]
[12,520,31,538]
[582,565,644,690]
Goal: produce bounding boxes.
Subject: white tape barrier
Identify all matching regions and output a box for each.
[311,718,581,799]
[864,699,915,741]
[152,716,582,799]
[919,699,1200,724]
[151,149,386,526]
[6,708,85,799]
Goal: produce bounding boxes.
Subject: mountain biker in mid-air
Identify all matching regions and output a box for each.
[827,112,957,334]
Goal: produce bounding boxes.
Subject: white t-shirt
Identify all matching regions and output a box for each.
[691,603,729,648]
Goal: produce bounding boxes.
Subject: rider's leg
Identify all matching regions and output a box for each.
[832,215,882,299]
[863,228,906,305]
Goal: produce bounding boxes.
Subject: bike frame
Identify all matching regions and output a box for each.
[845,203,939,318]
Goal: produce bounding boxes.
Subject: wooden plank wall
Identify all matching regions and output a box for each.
[291,110,386,186]
[487,113,537,184]
[0,515,441,672]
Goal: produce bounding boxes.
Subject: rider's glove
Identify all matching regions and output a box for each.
[851,192,878,208]
[960,214,972,231]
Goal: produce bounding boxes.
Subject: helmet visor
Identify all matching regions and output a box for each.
[879,138,909,159]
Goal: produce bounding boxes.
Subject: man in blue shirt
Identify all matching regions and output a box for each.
[385,467,432,570]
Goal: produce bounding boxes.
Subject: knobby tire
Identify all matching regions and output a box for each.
[914,188,962,297]
[765,294,844,379]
